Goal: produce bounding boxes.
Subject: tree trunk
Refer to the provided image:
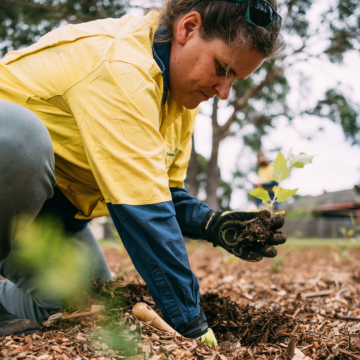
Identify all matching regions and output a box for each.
[186,135,200,197]
[205,97,221,210]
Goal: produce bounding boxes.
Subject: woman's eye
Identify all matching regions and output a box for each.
[217,63,226,74]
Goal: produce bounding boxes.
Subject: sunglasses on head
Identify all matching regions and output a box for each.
[184,0,282,30]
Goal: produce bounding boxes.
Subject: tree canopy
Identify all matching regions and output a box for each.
[0,0,128,56]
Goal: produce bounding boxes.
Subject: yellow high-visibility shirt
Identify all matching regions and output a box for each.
[258,164,274,184]
[0,12,198,219]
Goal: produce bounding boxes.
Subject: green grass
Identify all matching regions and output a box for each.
[97,236,360,252]
[284,237,360,248]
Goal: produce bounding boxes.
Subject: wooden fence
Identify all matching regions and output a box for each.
[282,218,353,238]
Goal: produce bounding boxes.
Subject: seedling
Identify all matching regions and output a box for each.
[248,151,314,213]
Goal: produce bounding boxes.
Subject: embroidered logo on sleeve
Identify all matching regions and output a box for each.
[166,148,178,157]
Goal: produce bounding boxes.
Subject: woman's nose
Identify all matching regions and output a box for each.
[214,80,232,100]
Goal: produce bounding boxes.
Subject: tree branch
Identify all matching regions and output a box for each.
[219,65,283,139]
[2,0,117,23]
[2,0,75,22]
[293,42,307,55]
[211,96,219,129]
[3,0,60,11]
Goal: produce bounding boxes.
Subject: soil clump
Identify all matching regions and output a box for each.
[239,214,284,248]
[201,292,296,345]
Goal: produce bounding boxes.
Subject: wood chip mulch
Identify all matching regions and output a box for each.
[3,244,360,360]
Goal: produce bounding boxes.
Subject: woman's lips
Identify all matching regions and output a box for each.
[200,91,209,101]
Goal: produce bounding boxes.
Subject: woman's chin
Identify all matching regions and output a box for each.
[181,97,204,110]
[172,92,206,109]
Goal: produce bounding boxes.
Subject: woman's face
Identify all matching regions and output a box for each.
[169,13,265,109]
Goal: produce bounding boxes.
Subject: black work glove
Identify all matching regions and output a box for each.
[200,210,286,262]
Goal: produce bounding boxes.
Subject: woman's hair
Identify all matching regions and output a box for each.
[158,0,285,59]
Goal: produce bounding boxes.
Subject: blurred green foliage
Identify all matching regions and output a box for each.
[308,89,360,145]
[12,216,90,300]
[269,257,285,275]
[0,0,128,56]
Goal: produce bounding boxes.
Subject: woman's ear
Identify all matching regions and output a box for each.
[175,12,202,46]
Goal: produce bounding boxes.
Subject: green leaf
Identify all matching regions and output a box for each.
[274,211,285,215]
[272,152,289,183]
[273,186,298,202]
[289,153,314,168]
[248,188,271,205]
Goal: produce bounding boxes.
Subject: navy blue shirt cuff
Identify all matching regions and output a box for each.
[170,187,212,239]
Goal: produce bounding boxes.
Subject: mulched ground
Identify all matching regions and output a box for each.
[2,240,360,360]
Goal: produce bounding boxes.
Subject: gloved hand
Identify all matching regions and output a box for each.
[177,309,218,347]
[198,328,218,347]
[200,209,286,262]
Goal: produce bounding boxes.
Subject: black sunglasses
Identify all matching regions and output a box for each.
[184,0,282,30]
